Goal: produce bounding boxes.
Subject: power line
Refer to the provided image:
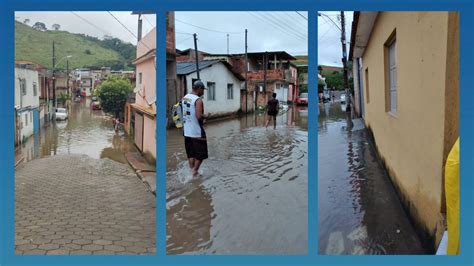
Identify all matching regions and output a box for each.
[176,31,194,35]
[252,12,307,41]
[107,11,151,50]
[70,12,111,37]
[175,18,244,35]
[295,11,308,21]
[281,12,308,33]
[143,15,154,27]
[264,12,307,39]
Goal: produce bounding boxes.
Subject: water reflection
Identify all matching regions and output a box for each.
[167,106,308,255]
[18,97,136,165]
[318,102,426,255]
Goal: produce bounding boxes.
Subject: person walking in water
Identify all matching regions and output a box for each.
[265,93,279,129]
[182,80,209,177]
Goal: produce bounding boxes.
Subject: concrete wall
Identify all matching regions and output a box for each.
[185,62,242,117]
[15,67,40,109]
[360,12,458,250]
[135,28,156,161]
[143,115,156,162]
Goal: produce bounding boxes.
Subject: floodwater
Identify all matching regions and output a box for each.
[318,101,426,255]
[166,106,308,255]
[17,97,136,165]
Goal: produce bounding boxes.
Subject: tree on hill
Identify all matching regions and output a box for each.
[52,24,61,31]
[32,22,47,31]
[23,19,30,25]
[95,77,132,118]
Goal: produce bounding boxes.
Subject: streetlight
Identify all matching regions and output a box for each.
[53,55,72,110]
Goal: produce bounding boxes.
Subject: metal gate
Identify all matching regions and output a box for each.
[134,112,144,152]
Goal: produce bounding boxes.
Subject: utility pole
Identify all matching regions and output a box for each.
[263,51,268,109]
[193,33,200,80]
[137,14,143,41]
[340,11,351,112]
[227,34,229,55]
[244,29,248,114]
[66,59,69,98]
[52,41,57,111]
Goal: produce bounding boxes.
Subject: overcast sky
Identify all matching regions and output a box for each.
[318,11,353,67]
[15,11,156,45]
[175,12,308,56]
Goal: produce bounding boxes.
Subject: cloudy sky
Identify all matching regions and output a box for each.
[175,12,308,56]
[318,11,353,66]
[15,11,156,45]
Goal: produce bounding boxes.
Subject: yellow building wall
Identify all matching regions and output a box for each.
[361,12,451,249]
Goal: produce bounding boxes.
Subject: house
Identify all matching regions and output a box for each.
[73,68,94,96]
[177,60,244,118]
[206,51,297,112]
[15,60,54,127]
[127,27,156,162]
[349,11,459,251]
[15,65,40,145]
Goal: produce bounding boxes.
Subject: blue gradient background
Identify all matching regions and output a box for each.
[0,0,472,265]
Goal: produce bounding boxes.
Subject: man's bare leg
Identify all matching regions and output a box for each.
[188,158,195,170]
[265,116,271,128]
[273,116,277,129]
[192,160,203,177]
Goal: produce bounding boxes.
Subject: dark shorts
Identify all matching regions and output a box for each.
[267,110,278,116]
[184,137,208,161]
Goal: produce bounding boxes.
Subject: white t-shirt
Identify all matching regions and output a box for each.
[182,93,206,138]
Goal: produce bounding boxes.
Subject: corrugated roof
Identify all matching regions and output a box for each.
[177,60,245,81]
[176,60,219,75]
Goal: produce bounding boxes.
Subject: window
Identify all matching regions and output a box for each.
[364,68,370,103]
[227,84,234,100]
[139,73,142,84]
[21,79,27,96]
[25,113,28,126]
[385,31,397,114]
[33,82,37,96]
[207,82,216,101]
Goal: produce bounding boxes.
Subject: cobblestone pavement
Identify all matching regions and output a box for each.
[15,155,156,255]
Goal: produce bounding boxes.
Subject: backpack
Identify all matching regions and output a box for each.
[172,101,184,129]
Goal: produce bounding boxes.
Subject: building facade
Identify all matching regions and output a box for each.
[177,60,244,118]
[350,11,460,251]
[129,27,156,162]
[15,66,40,145]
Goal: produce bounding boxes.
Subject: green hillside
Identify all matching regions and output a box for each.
[15,21,135,70]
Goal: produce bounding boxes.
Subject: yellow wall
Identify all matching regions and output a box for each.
[361,12,456,248]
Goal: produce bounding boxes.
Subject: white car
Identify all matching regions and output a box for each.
[340,94,347,103]
[55,108,68,121]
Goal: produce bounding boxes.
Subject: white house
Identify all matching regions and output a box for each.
[177,60,245,118]
[15,66,40,143]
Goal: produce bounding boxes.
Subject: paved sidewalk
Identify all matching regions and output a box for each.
[15,155,156,255]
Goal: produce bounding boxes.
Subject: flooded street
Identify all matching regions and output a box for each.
[17,98,137,165]
[166,106,308,255]
[317,101,426,254]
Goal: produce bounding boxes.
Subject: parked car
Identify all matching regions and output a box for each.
[340,93,347,103]
[91,96,98,101]
[55,108,68,120]
[297,93,308,105]
[91,100,101,110]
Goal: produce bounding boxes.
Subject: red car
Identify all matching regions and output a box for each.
[297,93,308,105]
[91,101,101,110]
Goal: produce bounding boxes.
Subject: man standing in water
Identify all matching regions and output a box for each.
[182,80,209,177]
[265,92,279,129]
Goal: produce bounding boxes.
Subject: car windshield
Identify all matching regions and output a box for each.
[300,93,308,98]
[57,109,66,113]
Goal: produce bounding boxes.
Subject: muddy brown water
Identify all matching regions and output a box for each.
[166,106,308,255]
[318,101,427,255]
[17,97,136,165]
